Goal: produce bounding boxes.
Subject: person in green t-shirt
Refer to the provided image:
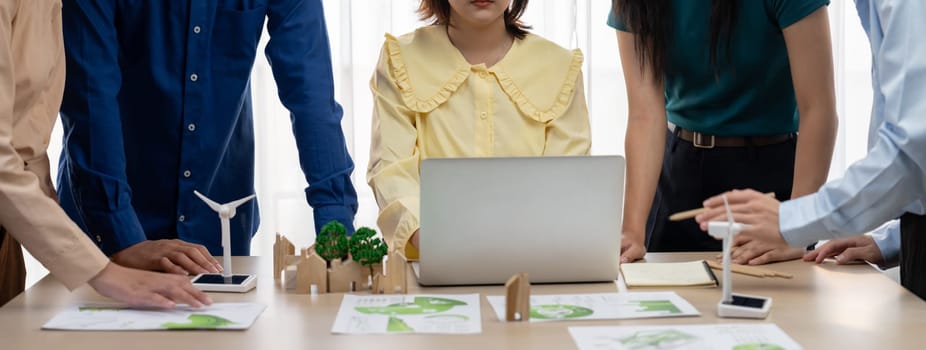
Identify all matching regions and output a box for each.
[611,0,837,265]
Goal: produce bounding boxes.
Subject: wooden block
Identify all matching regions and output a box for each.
[284,255,302,267]
[273,234,295,280]
[371,273,383,294]
[295,248,327,294]
[282,266,297,289]
[505,273,530,322]
[372,249,408,294]
[385,249,408,294]
[328,259,366,293]
[357,264,383,290]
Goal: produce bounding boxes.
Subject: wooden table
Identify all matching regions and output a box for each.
[2,253,925,349]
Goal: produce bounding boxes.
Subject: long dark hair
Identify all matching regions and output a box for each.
[612,0,738,78]
[418,0,532,40]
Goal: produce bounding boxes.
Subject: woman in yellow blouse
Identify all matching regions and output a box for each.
[368,0,591,259]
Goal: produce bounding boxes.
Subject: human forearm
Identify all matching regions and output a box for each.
[622,116,665,240]
[366,40,423,250]
[780,0,926,245]
[0,155,110,289]
[780,6,837,199]
[780,129,926,246]
[60,0,145,254]
[615,29,666,244]
[265,0,358,233]
[791,108,837,198]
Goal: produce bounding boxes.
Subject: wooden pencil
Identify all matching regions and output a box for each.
[668,192,776,221]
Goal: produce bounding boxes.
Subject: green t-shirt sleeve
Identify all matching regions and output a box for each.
[768,0,830,29]
[607,10,628,31]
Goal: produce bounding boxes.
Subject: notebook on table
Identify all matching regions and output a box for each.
[620,261,719,287]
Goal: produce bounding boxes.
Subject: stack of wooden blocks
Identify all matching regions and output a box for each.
[273,234,408,294]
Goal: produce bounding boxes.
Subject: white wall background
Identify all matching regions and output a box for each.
[24,0,875,288]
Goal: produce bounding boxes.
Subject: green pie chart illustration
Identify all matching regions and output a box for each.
[387,316,414,333]
[355,296,467,315]
[530,304,594,319]
[733,344,786,350]
[162,314,235,329]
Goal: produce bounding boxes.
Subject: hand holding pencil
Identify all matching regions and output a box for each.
[669,192,776,221]
[692,190,801,266]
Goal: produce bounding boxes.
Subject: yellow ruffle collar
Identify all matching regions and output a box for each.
[383,25,583,123]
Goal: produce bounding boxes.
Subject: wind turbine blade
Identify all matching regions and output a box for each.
[194,190,223,212]
[227,194,256,209]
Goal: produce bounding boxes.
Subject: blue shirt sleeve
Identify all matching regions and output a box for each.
[265,0,358,234]
[59,0,147,255]
[870,220,901,269]
[779,0,926,247]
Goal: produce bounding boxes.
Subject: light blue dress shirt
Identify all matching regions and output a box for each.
[869,221,900,268]
[779,0,926,251]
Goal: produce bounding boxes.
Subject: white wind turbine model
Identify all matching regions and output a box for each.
[191,190,258,293]
[706,194,772,319]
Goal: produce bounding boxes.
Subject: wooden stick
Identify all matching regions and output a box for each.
[705,259,793,279]
[505,273,530,322]
[668,207,710,222]
[668,192,776,221]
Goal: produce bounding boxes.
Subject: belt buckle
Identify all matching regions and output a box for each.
[692,132,715,149]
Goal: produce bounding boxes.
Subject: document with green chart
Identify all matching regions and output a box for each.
[569,323,802,350]
[486,292,699,322]
[331,294,481,334]
[42,303,266,331]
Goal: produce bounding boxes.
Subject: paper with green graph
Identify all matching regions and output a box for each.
[42,303,266,330]
[486,292,699,322]
[569,323,801,350]
[331,294,481,334]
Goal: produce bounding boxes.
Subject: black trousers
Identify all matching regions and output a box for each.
[900,213,926,300]
[646,129,797,252]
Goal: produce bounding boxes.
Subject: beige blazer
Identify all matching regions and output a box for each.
[0,0,109,290]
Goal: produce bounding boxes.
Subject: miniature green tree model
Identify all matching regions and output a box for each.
[315,221,349,262]
[349,227,388,276]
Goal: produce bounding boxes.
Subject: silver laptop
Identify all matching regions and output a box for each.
[416,156,624,286]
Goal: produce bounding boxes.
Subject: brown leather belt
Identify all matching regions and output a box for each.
[676,128,794,149]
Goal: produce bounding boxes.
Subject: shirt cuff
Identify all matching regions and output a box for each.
[870,221,901,269]
[779,195,831,248]
[81,206,148,256]
[393,210,419,250]
[48,233,111,290]
[49,237,109,291]
[313,205,357,235]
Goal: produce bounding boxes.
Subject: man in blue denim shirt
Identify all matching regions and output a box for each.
[57,0,358,275]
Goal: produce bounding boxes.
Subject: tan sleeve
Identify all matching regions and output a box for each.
[0,1,108,290]
[366,43,421,254]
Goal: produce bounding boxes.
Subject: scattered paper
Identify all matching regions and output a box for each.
[332,294,481,335]
[486,292,699,322]
[569,323,802,350]
[42,303,266,331]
